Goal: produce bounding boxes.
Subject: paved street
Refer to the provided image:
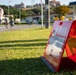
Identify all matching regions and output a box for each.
[0,24,42,32]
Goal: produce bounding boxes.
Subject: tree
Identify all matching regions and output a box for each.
[54,5,70,19]
[31,8,41,15]
[21,10,30,19]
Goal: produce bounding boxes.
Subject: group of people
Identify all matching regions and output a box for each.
[0,7,14,29]
[5,18,14,29]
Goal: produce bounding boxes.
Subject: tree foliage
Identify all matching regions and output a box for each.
[54,5,70,18]
[31,8,41,15]
[0,5,42,19]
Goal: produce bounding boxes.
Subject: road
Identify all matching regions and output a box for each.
[0,24,42,32]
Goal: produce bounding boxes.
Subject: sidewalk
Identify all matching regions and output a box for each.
[0,24,42,32]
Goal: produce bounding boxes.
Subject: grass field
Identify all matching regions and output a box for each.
[0,27,76,75]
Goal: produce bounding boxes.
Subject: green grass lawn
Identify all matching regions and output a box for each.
[0,27,76,75]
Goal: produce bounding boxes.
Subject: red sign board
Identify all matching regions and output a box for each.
[42,20,76,72]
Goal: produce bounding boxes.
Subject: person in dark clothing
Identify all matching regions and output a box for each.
[0,19,2,24]
[9,18,14,28]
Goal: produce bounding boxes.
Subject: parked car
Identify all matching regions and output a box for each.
[21,20,26,23]
[25,20,32,24]
[33,20,38,24]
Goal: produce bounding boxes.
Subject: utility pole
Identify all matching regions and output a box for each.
[41,0,43,27]
[8,3,9,17]
[45,0,50,28]
[19,8,21,21]
[8,1,11,17]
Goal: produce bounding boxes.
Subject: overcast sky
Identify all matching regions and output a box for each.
[0,0,75,6]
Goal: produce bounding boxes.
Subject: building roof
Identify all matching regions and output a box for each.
[69,1,76,5]
[15,2,26,8]
[68,12,73,15]
[50,1,60,6]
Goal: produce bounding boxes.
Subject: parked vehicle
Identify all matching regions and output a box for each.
[25,20,32,24]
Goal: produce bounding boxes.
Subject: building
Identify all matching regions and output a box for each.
[33,3,44,7]
[14,2,26,9]
[68,1,76,20]
[69,1,76,6]
[69,1,76,12]
[50,0,60,6]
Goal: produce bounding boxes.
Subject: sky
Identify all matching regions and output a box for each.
[0,0,76,6]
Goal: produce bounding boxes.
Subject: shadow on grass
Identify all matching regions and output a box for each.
[6,47,45,50]
[0,39,48,43]
[0,42,46,47]
[0,57,76,75]
[60,57,76,71]
[0,39,47,49]
[0,58,51,75]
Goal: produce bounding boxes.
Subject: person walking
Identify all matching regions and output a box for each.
[0,19,2,24]
[9,18,14,28]
[5,17,8,28]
